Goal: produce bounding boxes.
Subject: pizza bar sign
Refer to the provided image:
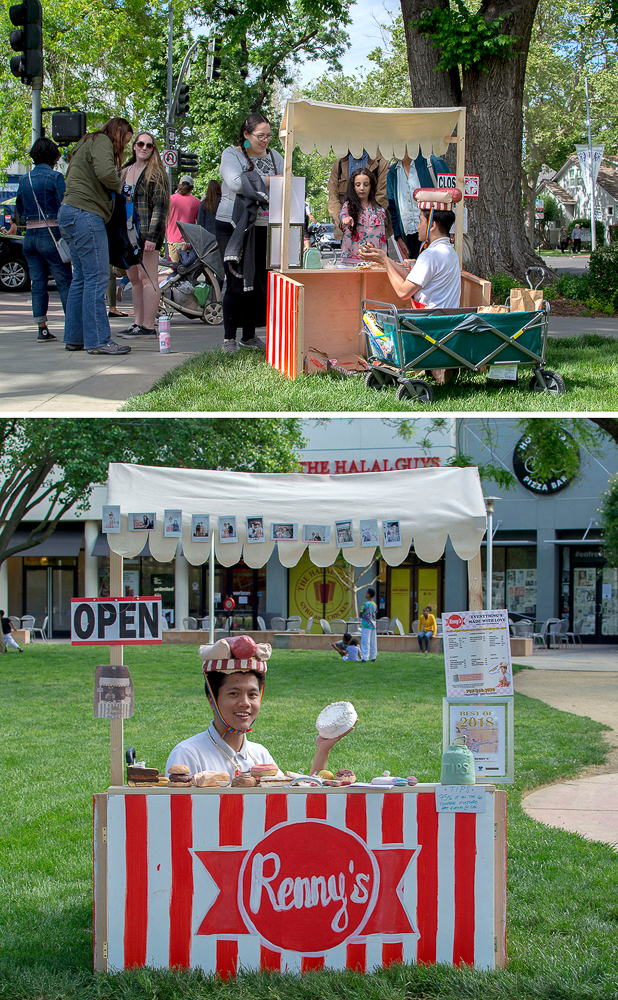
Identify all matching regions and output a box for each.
[71,597,162,645]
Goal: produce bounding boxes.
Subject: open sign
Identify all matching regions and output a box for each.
[71,597,162,645]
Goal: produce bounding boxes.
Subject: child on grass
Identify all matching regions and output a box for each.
[342,635,361,660]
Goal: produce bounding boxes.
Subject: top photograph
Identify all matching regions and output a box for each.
[1,0,616,414]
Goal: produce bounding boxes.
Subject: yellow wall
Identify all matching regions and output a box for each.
[417,566,439,616]
[390,566,410,633]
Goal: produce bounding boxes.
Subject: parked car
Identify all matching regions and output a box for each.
[0,232,30,292]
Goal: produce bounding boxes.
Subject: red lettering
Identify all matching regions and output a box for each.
[371,460,382,472]
[299,462,308,473]
[421,457,432,467]
[335,461,347,474]
[431,457,440,467]
[382,460,389,471]
[307,462,320,474]
[360,460,367,472]
[320,462,330,474]
[394,458,406,470]
[348,461,359,474]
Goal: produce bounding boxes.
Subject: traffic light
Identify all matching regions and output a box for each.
[206,35,222,82]
[9,0,43,87]
[52,111,87,144]
[178,152,198,176]
[175,83,189,117]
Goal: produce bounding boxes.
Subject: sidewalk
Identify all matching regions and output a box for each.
[515,661,618,850]
[2,287,618,411]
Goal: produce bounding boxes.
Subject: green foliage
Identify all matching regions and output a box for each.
[541,194,562,223]
[569,217,606,244]
[488,272,520,304]
[599,472,618,566]
[0,418,304,562]
[413,1,515,73]
[588,238,618,306]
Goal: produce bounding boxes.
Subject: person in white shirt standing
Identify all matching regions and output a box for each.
[358,205,461,309]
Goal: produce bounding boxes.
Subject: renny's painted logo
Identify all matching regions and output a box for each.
[194,820,417,954]
[445,613,466,629]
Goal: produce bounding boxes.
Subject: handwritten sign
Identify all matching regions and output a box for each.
[435,785,486,813]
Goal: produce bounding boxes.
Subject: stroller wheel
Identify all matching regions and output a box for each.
[528,369,566,394]
[364,369,393,391]
[396,379,434,404]
[202,302,223,325]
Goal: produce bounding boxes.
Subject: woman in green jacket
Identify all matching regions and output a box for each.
[58,117,133,355]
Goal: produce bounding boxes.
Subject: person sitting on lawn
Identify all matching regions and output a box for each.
[165,635,352,778]
[342,635,361,661]
[332,631,352,657]
[358,206,460,309]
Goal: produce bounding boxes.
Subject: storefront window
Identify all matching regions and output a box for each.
[482,546,537,617]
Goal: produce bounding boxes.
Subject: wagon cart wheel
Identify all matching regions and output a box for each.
[364,369,393,391]
[528,369,566,394]
[396,379,435,404]
[202,302,223,325]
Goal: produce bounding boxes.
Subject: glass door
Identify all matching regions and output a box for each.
[571,563,618,643]
[51,566,76,635]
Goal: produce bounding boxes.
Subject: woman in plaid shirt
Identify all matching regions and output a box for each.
[118,132,170,341]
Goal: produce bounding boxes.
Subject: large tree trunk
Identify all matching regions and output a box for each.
[400,0,545,279]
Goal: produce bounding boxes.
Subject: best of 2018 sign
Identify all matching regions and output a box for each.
[71,597,162,645]
[98,790,501,974]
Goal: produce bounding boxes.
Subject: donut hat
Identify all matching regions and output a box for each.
[201,635,269,736]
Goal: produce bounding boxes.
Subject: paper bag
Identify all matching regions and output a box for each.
[510,288,543,312]
[478,305,509,313]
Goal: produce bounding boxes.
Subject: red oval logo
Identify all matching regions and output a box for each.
[239,820,378,954]
[445,613,465,629]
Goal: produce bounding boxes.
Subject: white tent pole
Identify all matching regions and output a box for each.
[209,531,215,643]
[109,550,124,786]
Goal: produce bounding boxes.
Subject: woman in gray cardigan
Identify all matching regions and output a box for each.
[215,113,284,353]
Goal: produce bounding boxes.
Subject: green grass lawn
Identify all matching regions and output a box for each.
[2,645,617,1000]
[120,336,618,412]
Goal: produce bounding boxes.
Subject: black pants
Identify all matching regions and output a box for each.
[572,238,581,253]
[404,232,422,260]
[215,221,268,340]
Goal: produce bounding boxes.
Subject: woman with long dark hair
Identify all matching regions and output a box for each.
[198,179,221,234]
[15,136,72,342]
[116,131,170,340]
[215,112,284,353]
[58,116,133,355]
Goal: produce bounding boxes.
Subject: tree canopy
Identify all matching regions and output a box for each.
[0,418,304,563]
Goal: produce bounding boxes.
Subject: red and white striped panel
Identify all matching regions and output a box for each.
[267,272,300,379]
[100,790,500,976]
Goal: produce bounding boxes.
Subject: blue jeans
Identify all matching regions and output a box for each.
[418,630,433,651]
[23,228,72,322]
[58,205,112,349]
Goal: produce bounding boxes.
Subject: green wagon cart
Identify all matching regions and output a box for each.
[361,299,564,404]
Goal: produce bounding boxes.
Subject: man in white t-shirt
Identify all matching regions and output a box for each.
[358,206,461,309]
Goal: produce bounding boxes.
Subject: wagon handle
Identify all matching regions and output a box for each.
[525,266,548,290]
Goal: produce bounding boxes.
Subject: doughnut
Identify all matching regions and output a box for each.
[335,769,356,785]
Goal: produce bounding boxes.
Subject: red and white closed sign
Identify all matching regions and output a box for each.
[95,787,505,975]
[71,597,162,645]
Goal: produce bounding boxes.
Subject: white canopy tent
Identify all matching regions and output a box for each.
[278,99,467,264]
[102,463,486,783]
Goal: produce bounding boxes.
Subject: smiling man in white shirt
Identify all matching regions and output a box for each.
[359,206,461,309]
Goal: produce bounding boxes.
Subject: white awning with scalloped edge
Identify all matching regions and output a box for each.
[280,99,463,159]
[106,464,486,569]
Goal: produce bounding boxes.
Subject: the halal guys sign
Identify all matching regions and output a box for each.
[194,820,418,953]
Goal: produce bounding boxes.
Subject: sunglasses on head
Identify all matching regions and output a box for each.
[136,140,153,149]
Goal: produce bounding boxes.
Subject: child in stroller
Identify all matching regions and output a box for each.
[158,221,225,325]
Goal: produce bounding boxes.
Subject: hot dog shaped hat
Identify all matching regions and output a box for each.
[200,635,270,735]
[413,187,463,210]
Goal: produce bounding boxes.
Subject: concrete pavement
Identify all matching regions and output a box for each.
[515,659,618,850]
[1,284,617,411]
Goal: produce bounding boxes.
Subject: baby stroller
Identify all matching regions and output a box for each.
[158,222,224,325]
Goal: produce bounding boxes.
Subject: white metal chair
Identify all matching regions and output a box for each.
[271,616,286,631]
[182,616,198,630]
[411,619,420,635]
[377,616,393,634]
[199,617,211,631]
[257,616,267,631]
[531,619,558,648]
[303,616,314,634]
[8,616,21,631]
[286,615,302,631]
[32,616,48,641]
[391,617,405,636]
[565,618,584,647]
[21,615,35,635]
[547,620,568,649]
[329,619,347,634]
[320,619,332,634]
[347,619,361,634]
[511,620,533,638]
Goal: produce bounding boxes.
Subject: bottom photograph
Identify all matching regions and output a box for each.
[2,415,617,1000]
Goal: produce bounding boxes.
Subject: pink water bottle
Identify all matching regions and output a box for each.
[159,315,170,353]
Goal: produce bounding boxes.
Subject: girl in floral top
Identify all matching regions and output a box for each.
[340,168,387,261]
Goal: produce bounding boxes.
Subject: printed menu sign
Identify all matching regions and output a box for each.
[442,609,513,697]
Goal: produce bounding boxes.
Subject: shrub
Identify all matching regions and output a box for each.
[588,240,618,307]
[488,272,519,304]
[568,217,605,246]
[555,272,591,301]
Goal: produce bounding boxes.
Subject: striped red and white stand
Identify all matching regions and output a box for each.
[94,786,506,975]
[266,272,304,379]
